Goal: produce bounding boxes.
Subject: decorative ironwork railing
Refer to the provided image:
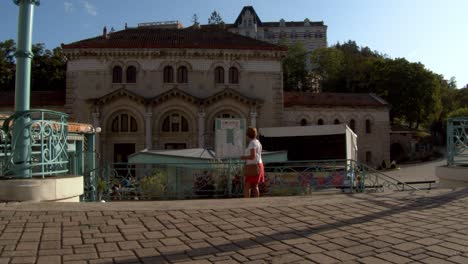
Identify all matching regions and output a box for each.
[447,117,468,166]
[0,109,69,178]
[83,159,417,202]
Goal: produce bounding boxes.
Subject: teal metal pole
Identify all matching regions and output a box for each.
[12,0,40,178]
[85,133,96,201]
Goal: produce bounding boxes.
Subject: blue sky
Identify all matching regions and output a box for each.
[1,0,467,87]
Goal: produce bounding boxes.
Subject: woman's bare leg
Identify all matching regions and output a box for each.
[244,182,251,198]
[252,184,260,197]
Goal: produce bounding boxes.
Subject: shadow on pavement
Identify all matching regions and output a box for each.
[95,188,468,263]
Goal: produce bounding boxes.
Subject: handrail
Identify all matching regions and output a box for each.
[1,109,69,178]
[1,109,69,133]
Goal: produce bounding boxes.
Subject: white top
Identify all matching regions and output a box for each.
[245,139,263,165]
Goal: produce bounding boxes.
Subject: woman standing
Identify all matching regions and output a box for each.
[240,128,264,198]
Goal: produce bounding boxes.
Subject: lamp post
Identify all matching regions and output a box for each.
[12,0,40,178]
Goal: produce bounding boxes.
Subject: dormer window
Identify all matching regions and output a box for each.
[280,19,285,27]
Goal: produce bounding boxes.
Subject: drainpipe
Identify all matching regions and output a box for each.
[12,0,40,178]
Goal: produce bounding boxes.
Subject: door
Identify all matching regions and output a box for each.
[114,143,136,176]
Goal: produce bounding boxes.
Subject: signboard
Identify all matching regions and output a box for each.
[215,118,246,158]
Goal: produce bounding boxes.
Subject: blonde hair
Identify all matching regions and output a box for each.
[246,127,257,139]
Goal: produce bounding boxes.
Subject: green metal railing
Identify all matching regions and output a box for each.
[447,117,468,166]
[1,109,69,178]
[83,159,417,202]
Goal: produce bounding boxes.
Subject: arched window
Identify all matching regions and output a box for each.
[300,119,307,126]
[229,67,239,84]
[126,66,136,83]
[163,66,174,83]
[349,119,356,132]
[162,113,189,133]
[112,66,122,83]
[177,66,188,83]
[366,119,372,134]
[111,113,137,132]
[334,119,340,124]
[317,119,324,125]
[215,66,224,84]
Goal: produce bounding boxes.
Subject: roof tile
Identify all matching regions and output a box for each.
[62,27,287,51]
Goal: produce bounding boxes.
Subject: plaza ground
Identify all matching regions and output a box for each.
[1,187,468,263]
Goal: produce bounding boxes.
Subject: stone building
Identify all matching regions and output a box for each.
[62,26,285,163]
[225,6,328,52]
[283,93,390,164]
[60,22,390,166]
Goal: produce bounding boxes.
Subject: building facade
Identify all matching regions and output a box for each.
[61,23,390,166]
[225,6,328,52]
[62,26,286,163]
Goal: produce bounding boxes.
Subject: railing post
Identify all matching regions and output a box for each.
[11,0,40,178]
[85,133,96,201]
[447,118,453,166]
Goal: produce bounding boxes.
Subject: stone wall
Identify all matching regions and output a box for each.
[283,106,391,166]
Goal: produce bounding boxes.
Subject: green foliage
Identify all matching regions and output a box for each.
[208,10,224,25]
[311,40,446,129]
[0,39,16,90]
[140,169,167,199]
[0,39,66,91]
[282,41,310,91]
[448,107,468,118]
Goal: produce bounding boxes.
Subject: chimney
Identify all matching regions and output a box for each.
[125,22,128,29]
[103,26,107,38]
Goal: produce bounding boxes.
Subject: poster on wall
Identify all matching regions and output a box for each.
[215,118,246,158]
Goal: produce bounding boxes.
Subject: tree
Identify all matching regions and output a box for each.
[0,39,16,90]
[0,39,65,91]
[208,10,224,25]
[282,41,310,91]
[191,14,199,26]
[31,44,66,90]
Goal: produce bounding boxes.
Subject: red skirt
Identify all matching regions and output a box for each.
[245,163,265,185]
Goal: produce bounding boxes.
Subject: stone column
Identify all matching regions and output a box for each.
[250,108,257,128]
[91,112,100,155]
[198,110,206,148]
[144,112,153,150]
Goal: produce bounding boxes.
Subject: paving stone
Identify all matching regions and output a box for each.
[420,257,455,264]
[306,253,339,263]
[392,242,423,251]
[375,252,412,264]
[37,256,61,264]
[96,242,119,252]
[239,246,272,257]
[448,255,468,264]
[10,257,36,264]
[343,245,375,255]
[63,253,98,261]
[426,245,459,256]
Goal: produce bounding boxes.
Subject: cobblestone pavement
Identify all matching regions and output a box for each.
[1,188,468,264]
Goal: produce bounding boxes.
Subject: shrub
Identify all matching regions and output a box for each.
[448,107,468,118]
[140,169,167,200]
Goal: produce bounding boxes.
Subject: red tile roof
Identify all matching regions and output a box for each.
[284,92,389,108]
[0,90,65,107]
[61,27,287,51]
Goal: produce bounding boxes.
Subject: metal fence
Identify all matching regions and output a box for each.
[447,117,468,166]
[0,109,69,178]
[83,159,416,202]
